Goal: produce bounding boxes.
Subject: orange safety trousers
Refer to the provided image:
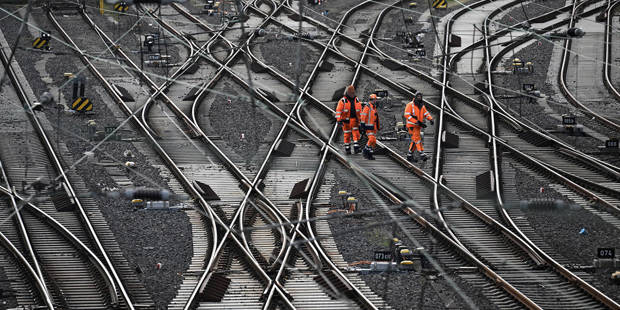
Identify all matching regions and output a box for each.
[408,126,423,152]
[342,120,361,145]
[366,130,377,148]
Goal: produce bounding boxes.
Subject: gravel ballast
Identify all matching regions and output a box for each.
[207,81,274,164]
[512,167,620,302]
[326,164,498,310]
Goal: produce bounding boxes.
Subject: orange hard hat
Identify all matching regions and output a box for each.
[369,94,377,100]
[345,85,356,97]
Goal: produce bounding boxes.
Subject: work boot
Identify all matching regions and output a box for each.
[353,143,361,154]
[362,146,370,159]
[406,152,414,162]
[345,145,351,155]
[420,152,428,161]
[367,149,375,160]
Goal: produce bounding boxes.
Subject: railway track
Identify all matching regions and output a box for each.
[560,0,620,131]
[2,0,618,308]
[483,0,620,222]
[446,0,620,308]
[172,0,602,308]
[168,0,620,308]
[83,0,528,308]
[47,1,390,309]
[0,21,147,308]
[603,0,620,103]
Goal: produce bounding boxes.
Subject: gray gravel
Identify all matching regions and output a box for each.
[327,164,497,310]
[511,167,620,302]
[207,81,273,164]
[375,2,433,73]
[257,27,320,86]
[0,6,192,308]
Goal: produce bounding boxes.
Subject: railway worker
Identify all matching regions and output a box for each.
[404,93,433,162]
[335,85,363,154]
[360,94,380,160]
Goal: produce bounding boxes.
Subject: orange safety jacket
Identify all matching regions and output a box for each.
[335,96,362,122]
[404,101,432,128]
[360,102,380,131]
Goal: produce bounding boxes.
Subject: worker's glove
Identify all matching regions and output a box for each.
[418,121,427,128]
[430,120,434,126]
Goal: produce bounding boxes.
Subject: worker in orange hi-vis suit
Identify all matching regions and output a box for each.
[335,85,363,154]
[404,93,434,162]
[360,94,380,160]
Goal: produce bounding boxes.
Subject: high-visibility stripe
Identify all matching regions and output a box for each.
[72,98,82,108]
[352,127,358,130]
[77,99,90,111]
[404,112,411,115]
[343,130,352,133]
[367,132,375,136]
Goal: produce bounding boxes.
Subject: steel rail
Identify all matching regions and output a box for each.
[152,10,328,307]
[137,6,325,299]
[171,1,383,308]
[296,2,620,213]
[46,8,226,310]
[248,0,620,181]
[135,6,293,268]
[290,1,386,308]
[183,0,581,279]
[73,6,301,309]
[0,160,52,303]
[485,3,620,215]
[482,0,563,266]
[0,162,54,308]
[179,3,556,307]
[176,2,620,308]
[431,0,499,251]
[603,0,620,102]
[559,0,620,131]
[286,0,620,180]
[481,0,620,307]
[2,11,126,307]
[140,4,306,308]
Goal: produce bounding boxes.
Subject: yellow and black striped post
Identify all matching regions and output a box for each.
[32,36,50,50]
[114,1,129,12]
[432,0,447,9]
[72,97,93,112]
